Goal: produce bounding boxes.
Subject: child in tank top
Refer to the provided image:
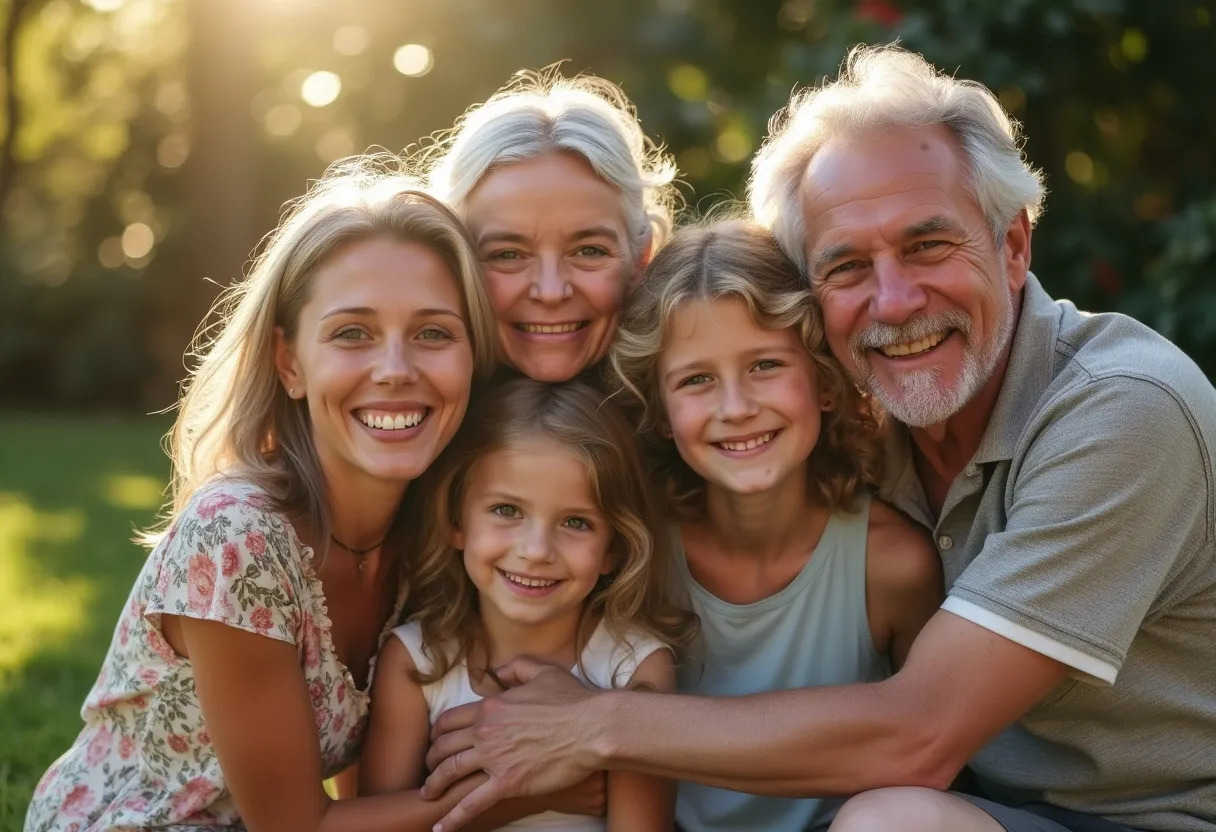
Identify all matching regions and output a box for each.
[606,221,943,832]
[360,378,696,830]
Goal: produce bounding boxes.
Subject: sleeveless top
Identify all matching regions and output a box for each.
[392,620,668,830]
[25,481,408,832]
[673,492,890,832]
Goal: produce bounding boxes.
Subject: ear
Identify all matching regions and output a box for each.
[627,230,654,291]
[449,524,465,552]
[274,326,305,399]
[820,395,836,413]
[600,545,617,576]
[1002,210,1032,293]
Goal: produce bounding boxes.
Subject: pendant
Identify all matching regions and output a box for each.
[357,557,366,573]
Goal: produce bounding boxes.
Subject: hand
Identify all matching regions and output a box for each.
[421,656,608,831]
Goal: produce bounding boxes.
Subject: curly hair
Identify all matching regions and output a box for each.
[403,377,697,686]
[605,220,885,520]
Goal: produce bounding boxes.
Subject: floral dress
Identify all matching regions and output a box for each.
[25,481,407,831]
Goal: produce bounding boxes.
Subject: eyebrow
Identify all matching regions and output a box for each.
[320,306,464,321]
[809,215,965,277]
[476,225,622,247]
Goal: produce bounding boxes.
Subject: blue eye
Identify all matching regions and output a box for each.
[491,504,521,519]
[753,359,783,372]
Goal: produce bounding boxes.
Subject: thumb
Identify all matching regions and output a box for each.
[493,654,559,687]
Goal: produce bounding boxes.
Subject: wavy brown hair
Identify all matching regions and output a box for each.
[605,220,885,520]
[405,378,697,685]
[145,156,498,550]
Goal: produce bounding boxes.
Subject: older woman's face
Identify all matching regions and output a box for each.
[276,237,475,495]
[464,152,642,382]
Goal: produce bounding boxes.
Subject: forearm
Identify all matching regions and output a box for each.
[317,782,536,832]
[591,679,953,796]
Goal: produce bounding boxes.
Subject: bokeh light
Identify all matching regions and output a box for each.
[333,25,369,56]
[300,71,342,107]
[393,44,434,77]
[121,222,155,259]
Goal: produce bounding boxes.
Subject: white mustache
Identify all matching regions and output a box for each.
[849,310,972,358]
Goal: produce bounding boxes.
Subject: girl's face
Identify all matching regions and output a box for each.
[464,152,644,382]
[658,298,827,498]
[275,237,474,496]
[453,435,614,631]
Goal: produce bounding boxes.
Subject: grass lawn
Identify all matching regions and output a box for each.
[0,413,169,830]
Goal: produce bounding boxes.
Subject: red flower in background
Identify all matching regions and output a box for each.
[855,0,902,27]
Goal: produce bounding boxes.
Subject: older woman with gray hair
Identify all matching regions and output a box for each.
[421,68,678,382]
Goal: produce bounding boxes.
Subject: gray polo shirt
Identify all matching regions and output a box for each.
[879,274,1216,831]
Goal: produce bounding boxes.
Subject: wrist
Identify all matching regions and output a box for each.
[579,689,625,770]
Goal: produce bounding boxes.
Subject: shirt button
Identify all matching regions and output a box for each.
[938,534,954,551]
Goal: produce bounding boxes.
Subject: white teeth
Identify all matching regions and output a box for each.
[880,331,947,358]
[718,431,776,452]
[358,411,425,430]
[502,570,558,588]
[517,322,584,334]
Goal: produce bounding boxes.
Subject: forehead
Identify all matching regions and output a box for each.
[468,435,595,499]
[307,237,460,309]
[662,298,803,359]
[799,125,980,251]
[464,152,627,235]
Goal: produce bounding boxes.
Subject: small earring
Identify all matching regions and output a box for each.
[288,388,295,397]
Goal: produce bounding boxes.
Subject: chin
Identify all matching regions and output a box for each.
[513,358,586,383]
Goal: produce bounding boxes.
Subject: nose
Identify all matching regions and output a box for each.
[371,336,419,386]
[529,255,573,305]
[870,258,928,324]
[717,377,760,423]
[517,520,556,563]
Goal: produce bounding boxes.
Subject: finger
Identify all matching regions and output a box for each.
[431,700,480,740]
[493,654,561,687]
[425,725,475,773]
[434,777,508,832]
[422,747,479,800]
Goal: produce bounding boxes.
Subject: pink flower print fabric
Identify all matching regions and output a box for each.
[24,481,407,832]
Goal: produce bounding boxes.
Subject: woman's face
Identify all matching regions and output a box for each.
[464,152,644,382]
[276,236,475,496]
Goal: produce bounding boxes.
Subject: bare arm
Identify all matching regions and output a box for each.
[423,611,1067,830]
[864,499,944,668]
[606,649,677,832]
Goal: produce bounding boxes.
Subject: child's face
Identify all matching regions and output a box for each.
[454,435,614,631]
[658,298,826,498]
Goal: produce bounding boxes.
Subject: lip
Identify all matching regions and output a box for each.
[870,330,958,368]
[351,401,431,442]
[496,567,564,597]
[711,429,782,458]
[510,321,590,341]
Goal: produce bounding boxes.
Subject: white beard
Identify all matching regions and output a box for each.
[847,274,1015,427]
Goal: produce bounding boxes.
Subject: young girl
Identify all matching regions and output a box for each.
[607,220,944,832]
[360,378,696,830]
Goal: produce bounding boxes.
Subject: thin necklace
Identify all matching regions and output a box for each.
[329,533,386,572]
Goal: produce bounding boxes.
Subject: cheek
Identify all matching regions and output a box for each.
[484,270,526,315]
[576,268,632,317]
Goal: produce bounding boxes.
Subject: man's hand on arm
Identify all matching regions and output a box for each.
[424,614,1070,831]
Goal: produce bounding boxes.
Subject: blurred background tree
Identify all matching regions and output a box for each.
[0,0,1213,411]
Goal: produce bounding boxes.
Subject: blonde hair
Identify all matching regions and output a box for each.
[405,377,696,685]
[606,220,884,519]
[749,44,1046,271]
[153,157,498,546]
[422,67,679,260]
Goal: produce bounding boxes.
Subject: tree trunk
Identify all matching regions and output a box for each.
[0,0,37,251]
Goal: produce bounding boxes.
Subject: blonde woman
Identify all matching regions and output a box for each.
[423,68,678,383]
[24,163,522,831]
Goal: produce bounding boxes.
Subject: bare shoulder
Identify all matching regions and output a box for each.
[865,498,943,597]
[373,631,419,682]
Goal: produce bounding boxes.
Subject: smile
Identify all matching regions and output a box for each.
[355,410,427,431]
[498,568,560,588]
[514,322,588,334]
[714,431,778,452]
[878,330,949,358]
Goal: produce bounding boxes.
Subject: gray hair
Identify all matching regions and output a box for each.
[424,68,679,259]
[748,44,1046,272]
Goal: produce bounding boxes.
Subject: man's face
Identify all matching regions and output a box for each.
[799,125,1028,428]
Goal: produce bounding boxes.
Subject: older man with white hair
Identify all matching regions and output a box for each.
[420,46,1216,832]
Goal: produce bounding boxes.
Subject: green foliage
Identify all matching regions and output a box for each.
[0,0,1214,410]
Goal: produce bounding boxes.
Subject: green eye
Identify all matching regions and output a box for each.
[680,374,711,388]
[418,328,451,341]
[754,359,782,371]
[334,327,367,341]
[563,516,593,531]
[491,504,521,519]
